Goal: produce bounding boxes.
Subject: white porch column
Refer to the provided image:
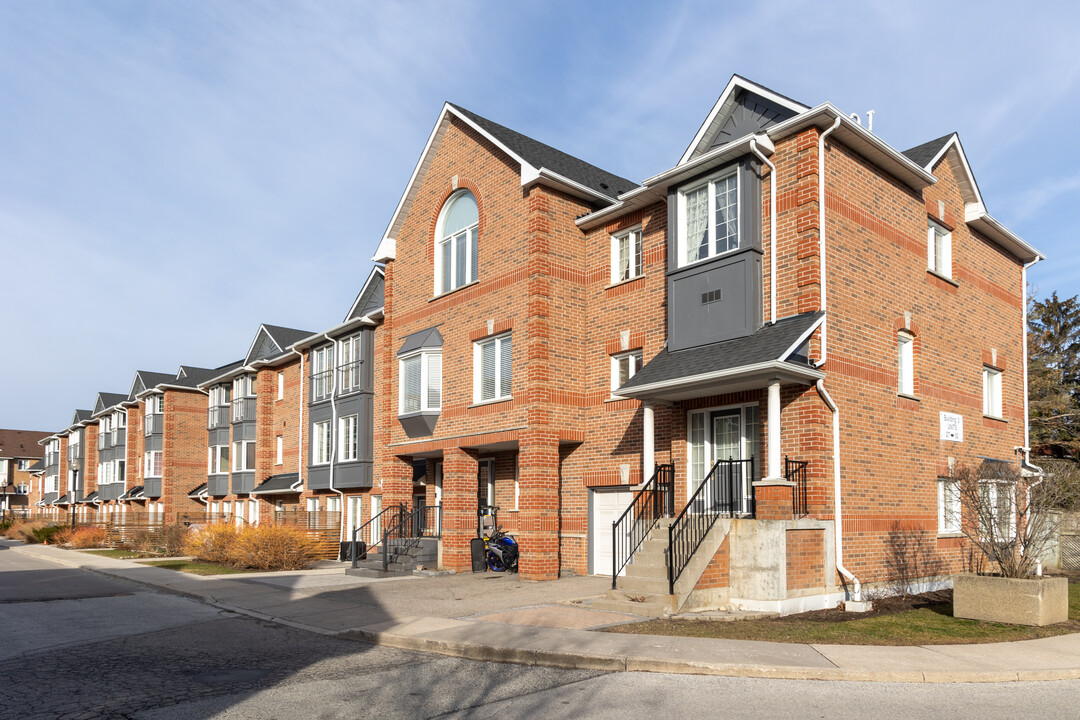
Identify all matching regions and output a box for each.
[642,402,655,480]
[767,380,782,480]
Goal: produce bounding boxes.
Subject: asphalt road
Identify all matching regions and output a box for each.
[2,543,1079,719]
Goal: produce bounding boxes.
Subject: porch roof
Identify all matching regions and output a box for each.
[617,312,825,402]
[251,473,303,495]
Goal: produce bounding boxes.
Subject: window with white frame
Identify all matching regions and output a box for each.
[312,346,333,401]
[208,445,229,475]
[927,220,952,278]
[326,496,341,513]
[434,190,479,295]
[144,451,162,478]
[232,441,255,472]
[275,435,283,465]
[312,420,331,465]
[474,334,512,403]
[938,479,961,534]
[898,332,914,396]
[983,366,1003,417]
[277,371,285,400]
[611,226,643,283]
[980,479,1015,540]
[306,497,319,512]
[611,350,643,392]
[399,351,441,414]
[145,394,164,414]
[17,459,30,471]
[678,169,739,267]
[339,334,363,393]
[339,415,358,462]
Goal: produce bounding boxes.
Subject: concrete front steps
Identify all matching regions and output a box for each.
[345,537,438,578]
[591,517,731,618]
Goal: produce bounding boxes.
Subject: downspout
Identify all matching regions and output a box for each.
[749,136,777,325]
[815,116,862,602]
[322,334,346,541]
[1021,257,1044,474]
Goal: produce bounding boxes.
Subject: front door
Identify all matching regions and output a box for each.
[688,405,758,514]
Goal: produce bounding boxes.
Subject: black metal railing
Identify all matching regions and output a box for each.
[338,360,362,394]
[668,457,755,595]
[207,406,229,429]
[413,504,442,537]
[310,370,332,401]
[785,456,809,517]
[349,503,442,569]
[611,463,674,589]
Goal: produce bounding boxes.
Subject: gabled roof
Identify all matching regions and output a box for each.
[346,266,385,322]
[244,324,314,366]
[251,473,303,495]
[617,312,825,402]
[902,132,1042,263]
[72,409,93,425]
[0,429,51,459]
[165,364,235,390]
[127,371,176,402]
[373,102,636,262]
[93,392,127,416]
[680,74,809,165]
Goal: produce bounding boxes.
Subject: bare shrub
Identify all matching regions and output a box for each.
[162,524,191,556]
[183,523,239,564]
[229,525,316,571]
[884,521,943,597]
[4,520,51,543]
[953,460,1080,578]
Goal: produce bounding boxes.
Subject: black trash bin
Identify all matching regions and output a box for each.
[470,538,487,572]
[338,541,367,562]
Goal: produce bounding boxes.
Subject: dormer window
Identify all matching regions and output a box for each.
[678,169,739,267]
[434,190,479,295]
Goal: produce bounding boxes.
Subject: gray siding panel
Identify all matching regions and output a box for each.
[231,472,255,495]
[144,478,162,498]
[306,461,372,491]
[146,435,163,452]
[208,428,230,447]
[207,475,229,496]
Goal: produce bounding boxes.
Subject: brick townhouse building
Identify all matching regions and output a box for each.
[0,428,49,515]
[370,75,1041,612]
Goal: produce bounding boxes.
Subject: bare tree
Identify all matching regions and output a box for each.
[952,460,1080,578]
[884,521,944,596]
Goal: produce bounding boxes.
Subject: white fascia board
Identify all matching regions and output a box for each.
[521,166,618,204]
[766,104,936,191]
[678,75,808,166]
[344,265,385,322]
[964,206,1044,263]
[576,134,772,231]
[243,325,281,367]
[196,365,250,391]
[375,103,538,263]
[621,360,824,399]
[925,134,983,207]
[151,384,205,395]
[290,316,376,351]
[778,314,826,361]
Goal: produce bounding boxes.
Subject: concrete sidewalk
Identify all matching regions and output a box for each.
[11,541,1080,683]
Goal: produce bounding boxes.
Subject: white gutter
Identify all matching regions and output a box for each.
[322,334,346,541]
[749,136,777,324]
[818,116,841,365]
[816,379,861,602]
[1022,257,1045,474]
[814,116,861,603]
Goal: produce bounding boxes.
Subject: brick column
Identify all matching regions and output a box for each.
[381,454,412,514]
[441,447,478,572]
[517,429,560,580]
[753,479,795,520]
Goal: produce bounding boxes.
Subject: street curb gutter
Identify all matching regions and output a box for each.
[12,544,1080,684]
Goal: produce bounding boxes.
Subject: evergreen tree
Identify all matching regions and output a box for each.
[1028,291,1080,458]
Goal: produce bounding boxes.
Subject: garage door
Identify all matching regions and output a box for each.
[590,489,633,576]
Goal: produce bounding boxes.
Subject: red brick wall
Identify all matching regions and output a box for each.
[786,528,825,590]
[162,389,209,517]
[695,536,730,590]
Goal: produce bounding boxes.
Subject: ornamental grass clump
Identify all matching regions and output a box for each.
[183,522,239,565]
[66,526,107,549]
[230,525,316,571]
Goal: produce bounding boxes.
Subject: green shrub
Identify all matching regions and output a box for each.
[32,524,68,544]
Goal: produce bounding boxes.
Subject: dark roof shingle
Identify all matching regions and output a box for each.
[902,133,954,168]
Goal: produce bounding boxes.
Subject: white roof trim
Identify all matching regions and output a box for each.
[779,314,826,361]
[345,265,385,322]
[679,75,808,166]
[964,205,1043,263]
[924,134,983,207]
[244,324,283,366]
[620,360,824,399]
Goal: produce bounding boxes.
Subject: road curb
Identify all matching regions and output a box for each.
[11,543,1080,683]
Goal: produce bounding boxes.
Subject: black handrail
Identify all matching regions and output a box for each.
[668,457,755,595]
[380,503,409,572]
[786,456,809,517]
[611,464,674,589]
[350,504,396,568]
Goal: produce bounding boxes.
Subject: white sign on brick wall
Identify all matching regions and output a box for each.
[940,412,964,442]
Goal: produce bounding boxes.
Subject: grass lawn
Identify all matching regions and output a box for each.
[602,581,1080,646]
[79,549,150,560]
[140,560,261,576]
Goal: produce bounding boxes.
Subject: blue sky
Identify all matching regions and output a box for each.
[2,1,1078,431]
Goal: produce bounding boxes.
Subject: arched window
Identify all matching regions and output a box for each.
[435,190,478,295]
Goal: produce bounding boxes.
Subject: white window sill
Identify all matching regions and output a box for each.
[430,279,480,303]
[937,532,963,539]
[983,414,1007,423]
[605,275,644,290]
[897,393,920,402]
[470,397,513,409]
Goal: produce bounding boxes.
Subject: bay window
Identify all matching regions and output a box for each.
[678,169,739,267]
[399,351,441,414]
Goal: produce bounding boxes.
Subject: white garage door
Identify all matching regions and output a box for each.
[590,489,633,576]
